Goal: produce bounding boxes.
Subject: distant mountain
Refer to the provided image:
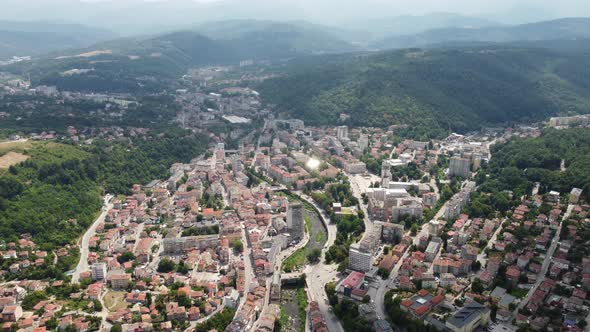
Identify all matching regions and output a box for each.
[0,0,532,37]
[0,21,116,59]
[6,24,358,93]
[195,20,360,55]
[373,18,590,49]
[344,13,499,42]
[257,46,590,139]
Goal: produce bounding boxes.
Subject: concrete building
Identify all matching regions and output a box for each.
[91,262,107,281]
[549,114,590,127]
[287,202,305,242]
[446,301,490,332]
[110,273,132,290]
[391,198,424,222]
[358,134,369,151]
[336,126,349,140]
[449,156,471,179]
[378,222,404,244]
[570,188,583,204]
[344,161,367,174]
[444,182,476,220]
[425,241,442,262]
[215,142,225,161]
[348,243,372,272]
[163,235,220,254]
[232,154,242,176]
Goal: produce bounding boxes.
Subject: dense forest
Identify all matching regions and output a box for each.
[0,95,180,133]
[0,132,208,248]
[474,128,590,202]
[258,47,590,138]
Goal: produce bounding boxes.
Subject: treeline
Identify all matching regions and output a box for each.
[0,144,102,249]
[89,133,208,194]
[259,47,590,137]
[475,128,590,201]
[0,95,180,134]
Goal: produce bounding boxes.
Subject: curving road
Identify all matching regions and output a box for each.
[292,191,344,332]
[72,194,113,284]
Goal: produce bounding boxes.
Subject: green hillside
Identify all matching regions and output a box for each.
[258,47,590,138]
[0,132,208,249]
[473,128,590,205]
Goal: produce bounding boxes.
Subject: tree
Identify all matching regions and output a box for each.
[383,246,391,255]
[377,267,390,279]
[22,291,48,310]
[471,260,482,272]
[307,249,322,264]
[176,261,190,275]
[337,258,349,272]
[362,295,371,303]
[410,223,419,236]
[232,239,244,253]
[117,251,135,264]
[111,323,123,332]
[157,258,176,273]
[93,300,103,312]
[471,278,484,294]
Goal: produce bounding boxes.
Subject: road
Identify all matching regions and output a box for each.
[476,218,506,269]
[251,227,309,331]
[237,226,255,311]
[373,176,462,323]
[251,119,268,167]
[294,192,338,253]
[347,173,379,246]
[72,194,113,284]
[185,304,224,332]
[509,204,573,321]
[291,191,344,332]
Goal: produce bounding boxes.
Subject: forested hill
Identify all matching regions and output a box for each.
[467,128,590,219]
[0,133,208,250]
[257,47,590,138]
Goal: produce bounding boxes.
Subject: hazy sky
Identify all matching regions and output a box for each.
[125,0,590,17]
[2,0,589,35]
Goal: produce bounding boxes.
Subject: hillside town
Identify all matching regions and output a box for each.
[0,70,588,332]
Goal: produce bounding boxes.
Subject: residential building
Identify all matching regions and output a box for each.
[110,274,131,290]
[348,243,372,272]
[449,156,471,179]
[91,263,107,281]
[446,301,490,332]
[336,126,349,140]
[570,188,583,204]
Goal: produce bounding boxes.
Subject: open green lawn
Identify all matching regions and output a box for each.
[282,246,307,273]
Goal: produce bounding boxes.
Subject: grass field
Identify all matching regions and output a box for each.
[0,140,33,154]
[0,151,29,169]
[282,246,307,273]
[103,291,128,312]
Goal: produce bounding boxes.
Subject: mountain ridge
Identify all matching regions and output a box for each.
[373,17,590,49]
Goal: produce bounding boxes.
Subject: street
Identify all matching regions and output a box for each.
[508,204,574,322]
[71,194,113,284]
